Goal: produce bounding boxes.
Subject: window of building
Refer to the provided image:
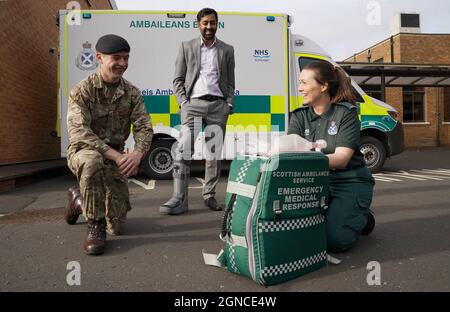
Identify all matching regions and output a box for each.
[444,87,450,122]
[298,57,364,103]
[403,86,425,122]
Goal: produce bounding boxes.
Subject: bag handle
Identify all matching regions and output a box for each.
[220,193,237,241]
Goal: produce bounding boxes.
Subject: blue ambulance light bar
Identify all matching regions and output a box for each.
[82,13,92,19]
[266,16,275,22]
[167,13,186,18]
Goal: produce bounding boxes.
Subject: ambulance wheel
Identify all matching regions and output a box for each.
[361,210,375,236]
[141,140,174,180]
[360,136,386,173]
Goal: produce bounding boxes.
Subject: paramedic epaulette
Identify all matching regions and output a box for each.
[335,101,357,110]
[291,105,309,114]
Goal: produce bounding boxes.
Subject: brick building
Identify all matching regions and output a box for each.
[343,33,450,148]
[0,0,114,165]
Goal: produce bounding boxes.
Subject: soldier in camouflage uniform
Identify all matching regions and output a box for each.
[65,34,153,255]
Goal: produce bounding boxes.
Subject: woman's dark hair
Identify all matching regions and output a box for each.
[303,61,356,104]
[197,8,218,22]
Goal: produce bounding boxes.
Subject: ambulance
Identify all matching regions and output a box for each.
[58,10,404,178]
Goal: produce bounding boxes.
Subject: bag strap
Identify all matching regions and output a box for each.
[220,193,237,241]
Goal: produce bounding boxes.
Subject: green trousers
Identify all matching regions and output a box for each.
[326,166,375,252]
[67,149,131,233]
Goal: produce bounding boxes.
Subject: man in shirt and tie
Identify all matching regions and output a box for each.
[160,8,235,215]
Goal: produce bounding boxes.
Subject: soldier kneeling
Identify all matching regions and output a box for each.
[65,34,153,255]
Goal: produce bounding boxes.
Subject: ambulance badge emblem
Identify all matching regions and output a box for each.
[76,41,98,71]
[328,121,337,135]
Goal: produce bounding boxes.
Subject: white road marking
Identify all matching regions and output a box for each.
[397,170,443,181]
[374,168,450,183]
[189,177,205,189]
[373,173,402,182]
[410,170,450,179]
[379,172,427,181]
[417,169,450,176]
[128,178,155,190]
[373,176,395,182]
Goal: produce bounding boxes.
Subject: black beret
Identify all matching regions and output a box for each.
[95,34,130,54]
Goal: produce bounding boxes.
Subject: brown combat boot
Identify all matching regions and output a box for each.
[64,186,83,225]
[84,218,106,255]
[106,217,126,236]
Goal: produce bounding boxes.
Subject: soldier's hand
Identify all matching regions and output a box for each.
[118,150,143,177]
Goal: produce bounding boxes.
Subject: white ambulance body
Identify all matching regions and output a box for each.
[59,11,404,178]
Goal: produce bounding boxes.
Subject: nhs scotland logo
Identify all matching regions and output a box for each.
[253,49,271,62]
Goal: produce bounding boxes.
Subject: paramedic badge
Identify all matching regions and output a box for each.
[328,121,337,135]
[76,41,98,71]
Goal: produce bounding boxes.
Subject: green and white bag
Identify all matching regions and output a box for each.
[204,152,331,286]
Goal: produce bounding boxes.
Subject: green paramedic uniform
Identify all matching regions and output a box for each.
[288,102,375,252]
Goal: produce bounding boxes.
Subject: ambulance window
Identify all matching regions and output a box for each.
[298,57,364,103]
[352,87,365,103]
[363,85,382,101]
[298,57,321,70]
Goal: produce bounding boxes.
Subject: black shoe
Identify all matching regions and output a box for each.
[361,210,375,236]
[204,197,223,211]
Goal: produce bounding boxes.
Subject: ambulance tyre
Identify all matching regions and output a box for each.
[141,140,174,180]
[359,136,386,174]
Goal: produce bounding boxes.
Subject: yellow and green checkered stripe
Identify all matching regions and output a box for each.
[143,95,181,128]
[144,95,286,132]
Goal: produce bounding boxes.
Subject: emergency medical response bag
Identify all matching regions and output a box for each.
[203,152,330,286]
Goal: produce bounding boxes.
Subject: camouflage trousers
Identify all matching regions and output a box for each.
[67,149,131,234]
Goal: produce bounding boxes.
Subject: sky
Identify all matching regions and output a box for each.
[114,0,450,61]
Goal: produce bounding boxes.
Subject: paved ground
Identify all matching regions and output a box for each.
[1,148,450,292]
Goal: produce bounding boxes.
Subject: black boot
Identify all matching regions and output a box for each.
[361,210,375,236]
[204,197,223,211]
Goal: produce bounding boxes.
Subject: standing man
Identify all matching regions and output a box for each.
[65,34,154,255]
[160,8,235,215]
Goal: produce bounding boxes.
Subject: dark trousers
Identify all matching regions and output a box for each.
[326,166,375,252]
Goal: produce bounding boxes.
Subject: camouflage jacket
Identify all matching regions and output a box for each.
[67,72,153,156]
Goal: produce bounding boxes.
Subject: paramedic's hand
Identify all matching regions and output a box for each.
[117,150,143,177]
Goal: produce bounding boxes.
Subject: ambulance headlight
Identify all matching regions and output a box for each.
[388,110,400,121]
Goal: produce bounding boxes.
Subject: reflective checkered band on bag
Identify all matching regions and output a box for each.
[228,244,239,273]
[261,251,327,277]
[227,158,254,275]
[235,159,254,183]
[228,200,238,264]
[258,214,325,233]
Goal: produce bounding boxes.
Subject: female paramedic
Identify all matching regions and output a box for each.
[288,61,375,253]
